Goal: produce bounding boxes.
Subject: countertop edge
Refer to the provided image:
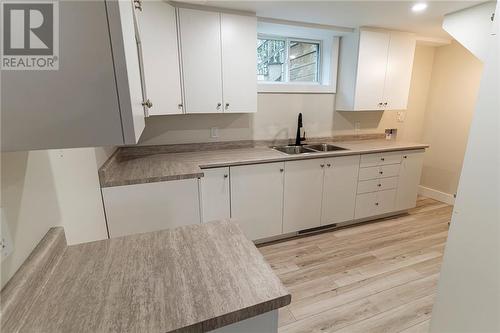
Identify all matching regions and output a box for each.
[100,144,429,188]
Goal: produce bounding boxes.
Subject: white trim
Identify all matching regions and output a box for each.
[418,185,455,205]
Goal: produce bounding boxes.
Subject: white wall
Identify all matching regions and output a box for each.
[430,3,499,331]
[0,147,113,289]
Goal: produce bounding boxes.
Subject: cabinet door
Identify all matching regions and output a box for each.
[377,189,397,215]
[355,192,378,219]
[321,155,360,225]
[221,14,257,113]
[230,163,284,241]
[200,167,230,223]
[179,8,223,113]
[109,0,146,144]
[102,179,201,238]
[354,30,390,110]
[396,150,425,210]
[140,1,183,115]
[383,32,416,110]
[283,159,324,233]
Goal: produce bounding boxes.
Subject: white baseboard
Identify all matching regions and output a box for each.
[418,186,455,205]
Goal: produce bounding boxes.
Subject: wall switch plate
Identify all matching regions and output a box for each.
[1,209,14,261]
[210,127,219,138]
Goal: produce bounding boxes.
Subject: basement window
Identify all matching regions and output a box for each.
[256,22,340,94]
[257,37,321,83]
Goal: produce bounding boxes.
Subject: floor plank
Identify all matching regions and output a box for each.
[259,197,451,333]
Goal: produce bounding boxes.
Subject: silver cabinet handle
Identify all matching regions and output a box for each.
[142,99,152,108]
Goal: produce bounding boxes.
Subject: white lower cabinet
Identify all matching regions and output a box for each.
[230,162,285,241]
[283,159,325,233]
[396,150,425,210]
[321,155,361,225]
[102,179,201,238]
[200,167,231,223]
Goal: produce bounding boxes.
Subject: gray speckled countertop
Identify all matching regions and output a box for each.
[99,139,429,188]
[1,221,291,333]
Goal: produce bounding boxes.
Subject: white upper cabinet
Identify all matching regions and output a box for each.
[1,0,147,151]
[354,30,391,111]
[178,8,257,114]
[221,13,257,113]
[178,8,223,114]
[383,32,417,110]
[337,28,416,111]
[139,1,183,115]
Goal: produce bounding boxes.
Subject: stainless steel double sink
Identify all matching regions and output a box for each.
[273,143,348,155]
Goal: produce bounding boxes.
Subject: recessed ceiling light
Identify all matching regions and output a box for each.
[412,2,428,12]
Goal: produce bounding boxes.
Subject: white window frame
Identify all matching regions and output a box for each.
[257,34,339,94]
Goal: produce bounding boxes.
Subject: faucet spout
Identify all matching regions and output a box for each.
[295,113,306,146]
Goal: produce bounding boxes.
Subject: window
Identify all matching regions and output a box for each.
[257,37,321,83]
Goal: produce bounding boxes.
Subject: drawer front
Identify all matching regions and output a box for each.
[379,164,400,178]
[354,189,397,219]
[357,176,398,194]
[358,166,382,181]
[360,151,402,167]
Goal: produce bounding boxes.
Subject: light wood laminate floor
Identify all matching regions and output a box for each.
[259,197,452,333]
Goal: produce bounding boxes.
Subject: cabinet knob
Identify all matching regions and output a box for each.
[378,102,383,106]
[178,103,183,109]
[384,102,388,106]
[403,155,408,159]
[223,174,228,178]
[379,171,383,175]
[381,157,385,161]
[225,103,230,110]
[377,184,382,187]
[142,99,153,108]
[327,163,331,167]
[375,202,379,206]
[216,103,222,110]
[280,168,284,173]
[320,164,325,168]
[133,0,142,11]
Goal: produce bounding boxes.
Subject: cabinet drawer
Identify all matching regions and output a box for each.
[360,151,402,167]
[355,189,397,219]
[358,164,400,181]
[357,176,398,194]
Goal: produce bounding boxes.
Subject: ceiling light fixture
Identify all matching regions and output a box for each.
[412,2,428,12]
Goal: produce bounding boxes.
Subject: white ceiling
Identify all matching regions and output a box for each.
[196,1,484,39]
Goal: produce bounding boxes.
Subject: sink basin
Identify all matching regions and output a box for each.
[273,145,317,155]
[305,144,348,152]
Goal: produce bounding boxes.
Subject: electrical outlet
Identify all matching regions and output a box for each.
[1,209,13,261]
[210,127,219,138]
[397,112,406,123]
[354,121,361,132]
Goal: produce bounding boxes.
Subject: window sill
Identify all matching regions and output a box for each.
[258,82,336,94]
